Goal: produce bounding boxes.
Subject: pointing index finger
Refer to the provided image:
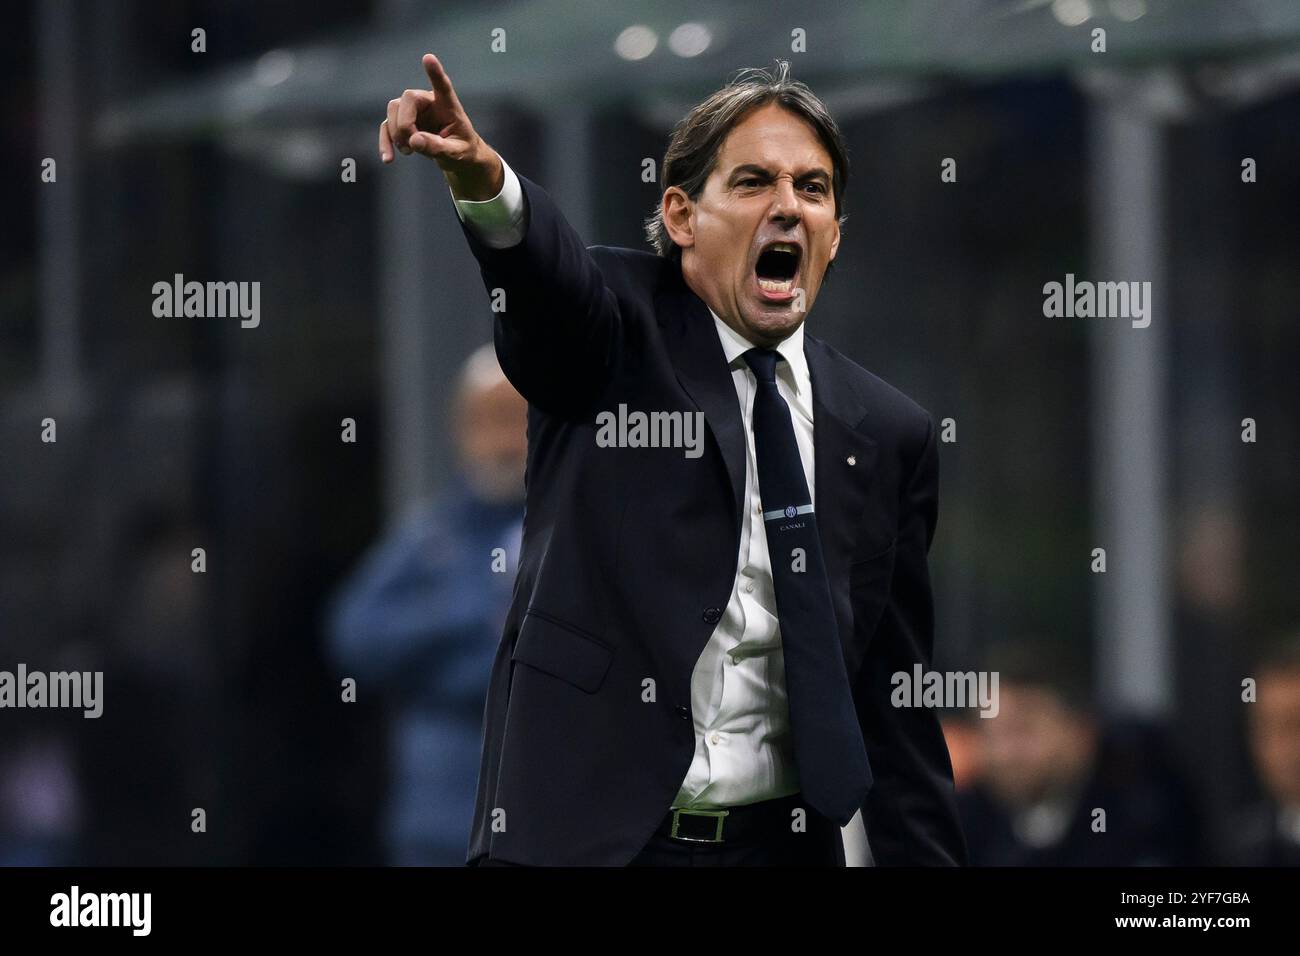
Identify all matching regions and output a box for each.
[423,53,464,114]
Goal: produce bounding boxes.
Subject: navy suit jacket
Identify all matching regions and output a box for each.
[458,173,967,866]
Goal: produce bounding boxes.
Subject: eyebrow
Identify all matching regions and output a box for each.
[727,163,831,186]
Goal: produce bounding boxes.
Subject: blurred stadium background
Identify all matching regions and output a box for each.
[2,0,1298,864]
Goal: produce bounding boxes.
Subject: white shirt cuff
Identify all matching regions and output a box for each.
[450,157,526,249]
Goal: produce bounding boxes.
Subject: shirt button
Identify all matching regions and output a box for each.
[702,607,722,624]
[710,732,721,745]
[745,582,755,593]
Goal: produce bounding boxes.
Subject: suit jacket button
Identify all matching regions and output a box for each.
[702,607,722,624]
[676,705,691,721]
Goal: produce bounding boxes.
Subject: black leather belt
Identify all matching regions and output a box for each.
[655,792,808,844]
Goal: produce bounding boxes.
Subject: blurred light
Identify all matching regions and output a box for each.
[614,25,657,61]
[668,23,712,58]
[1108,0,1146,22]
[223,128,335,180]
[1051,0,1092,27]
[254,49,295,86]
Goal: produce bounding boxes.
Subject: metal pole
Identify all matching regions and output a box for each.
[37,0,82,405]
[1086,90,1172,716]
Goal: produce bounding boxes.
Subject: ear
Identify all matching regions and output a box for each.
[829,217,841,262]
[662,186,695,251]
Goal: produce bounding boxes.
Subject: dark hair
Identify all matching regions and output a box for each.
[1257,633,1300,676]
[644,60,849,274]
[983,640,1094,716]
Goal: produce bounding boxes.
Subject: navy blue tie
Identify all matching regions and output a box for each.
[742,347,873,827]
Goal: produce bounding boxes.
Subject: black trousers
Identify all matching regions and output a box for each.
[479,795,846,866]
[629,798,845,867]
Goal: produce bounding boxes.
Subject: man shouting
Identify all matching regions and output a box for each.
[379,53,967,867]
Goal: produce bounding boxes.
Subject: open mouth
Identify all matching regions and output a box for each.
[754,241,802,300]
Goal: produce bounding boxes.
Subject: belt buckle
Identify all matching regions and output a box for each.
[670,807,730,843]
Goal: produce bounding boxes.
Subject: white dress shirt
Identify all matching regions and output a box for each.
[451,158,816,809]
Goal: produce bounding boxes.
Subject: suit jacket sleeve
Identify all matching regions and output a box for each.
[455,172,624,418]
[855,413,969,865]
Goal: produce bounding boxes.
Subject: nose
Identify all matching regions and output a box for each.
[769,176,800,223]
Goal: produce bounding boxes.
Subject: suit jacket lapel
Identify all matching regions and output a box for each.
[804,333,879,572]
[657,275,746,542]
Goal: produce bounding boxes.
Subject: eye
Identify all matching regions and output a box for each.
[738,177,762,187]
[802,182,826,194]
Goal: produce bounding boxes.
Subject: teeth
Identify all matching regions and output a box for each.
[757,243,799,295]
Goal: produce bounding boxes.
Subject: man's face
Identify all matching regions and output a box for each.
[454,377,528,503]
[979,684,1096,808]
[1249,669,1300,804]
[665,102,841,348]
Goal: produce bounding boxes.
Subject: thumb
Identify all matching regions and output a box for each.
[408,131,449,158]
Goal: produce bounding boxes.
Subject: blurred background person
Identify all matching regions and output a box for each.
[326,345,526,865]
[958,642,1207,866]
[1225,635,1300,865]
[77,509,220,865]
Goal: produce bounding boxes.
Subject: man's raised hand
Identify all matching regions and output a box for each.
[380,53,504,201]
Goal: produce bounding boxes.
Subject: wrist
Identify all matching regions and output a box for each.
[447,148,504,202]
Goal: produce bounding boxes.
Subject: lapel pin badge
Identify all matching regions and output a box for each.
[846,455,856,466]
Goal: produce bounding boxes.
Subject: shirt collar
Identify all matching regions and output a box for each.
[709,308,809,397]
